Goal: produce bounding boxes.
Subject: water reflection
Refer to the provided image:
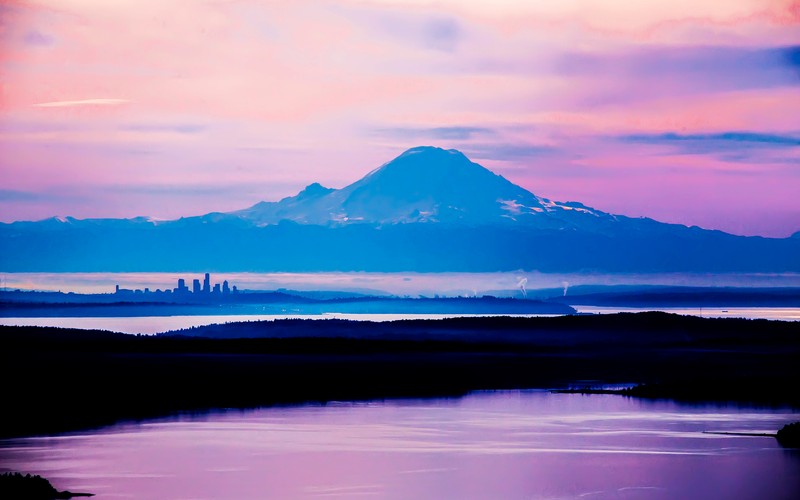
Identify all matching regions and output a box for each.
[2,307,798,335]
[1,391,798,499]
[573,306,800,321]
[0,313,556,334]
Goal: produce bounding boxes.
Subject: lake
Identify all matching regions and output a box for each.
[1,391,797,499]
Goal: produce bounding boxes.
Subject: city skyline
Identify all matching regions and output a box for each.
[115,273,237,296]
[1,1,798,237]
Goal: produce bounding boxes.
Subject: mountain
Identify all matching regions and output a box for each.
[231,146,612,230]
[1,146,798,273]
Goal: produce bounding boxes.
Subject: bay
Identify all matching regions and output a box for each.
[572,306,800,321]
[0,313,554,335]
[1,391,797,499]
[1,307,798,335]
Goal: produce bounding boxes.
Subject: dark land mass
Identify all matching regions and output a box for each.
[3,286,800,320]
[777,422,800,447]
[0,472,93,499]
[1,312,798,440]
[549,286,800,307]
[0,291,575,318]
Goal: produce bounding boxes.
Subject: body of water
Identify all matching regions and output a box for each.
[573,306,800,321]
[0,313,557,335]
[1,391,797,499]
[1,307,798,335]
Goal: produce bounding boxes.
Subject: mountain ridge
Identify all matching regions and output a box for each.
[4,146,796,239]
[1,146,798,273]
[230,146,616,230]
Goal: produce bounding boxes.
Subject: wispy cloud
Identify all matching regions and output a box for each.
[337,6,464,53]
[616,131,800,167]
[0,189,42,202]
[462,142,560,161]
[558,46,800,82]
[33,99,129,108]
[547,45,800,108]
[105,183,261,197]
[785,46,800,76]
[119,123,206,134]
[374,126,493,141]
[620,131,800,151]
[23,30,54,47]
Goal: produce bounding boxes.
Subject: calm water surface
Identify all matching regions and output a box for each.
[1,307,797,335]
[1,391,798,499]
[572,306,800,321]
[0,313,558,335]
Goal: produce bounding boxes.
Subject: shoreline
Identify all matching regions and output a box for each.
[1,312,798,439]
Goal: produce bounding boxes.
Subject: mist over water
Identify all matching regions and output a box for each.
[4,271,800,296]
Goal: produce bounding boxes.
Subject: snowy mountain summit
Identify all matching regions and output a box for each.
[233,146,608,228]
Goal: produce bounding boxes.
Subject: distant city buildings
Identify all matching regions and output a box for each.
[114,274,238,298]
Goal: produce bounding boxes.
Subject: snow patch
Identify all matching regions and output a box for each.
[499,199,545,216]
[499,199,524,215]
[331,213,364,223]
[540,199,600,216]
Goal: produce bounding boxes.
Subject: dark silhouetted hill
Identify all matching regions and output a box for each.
[2,313,799,438]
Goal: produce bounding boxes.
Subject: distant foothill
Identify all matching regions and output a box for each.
[115,273,238,297]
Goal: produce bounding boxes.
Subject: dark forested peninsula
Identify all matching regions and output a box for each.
[1,312,798,439]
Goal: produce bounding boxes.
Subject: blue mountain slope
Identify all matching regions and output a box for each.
[231,146,620,229]
[1,146,798,272]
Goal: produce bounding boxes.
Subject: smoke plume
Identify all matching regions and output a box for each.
[517,277,528,298]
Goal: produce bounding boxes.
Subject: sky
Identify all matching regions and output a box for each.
[0,0,798,237]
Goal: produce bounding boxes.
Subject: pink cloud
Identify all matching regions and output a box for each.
[1,0,798,236]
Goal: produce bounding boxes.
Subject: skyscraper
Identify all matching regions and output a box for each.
[193,279,201,294]
[203,273,210,294]
[222,280,230,294]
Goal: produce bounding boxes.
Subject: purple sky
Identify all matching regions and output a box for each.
[1,0,799,236]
